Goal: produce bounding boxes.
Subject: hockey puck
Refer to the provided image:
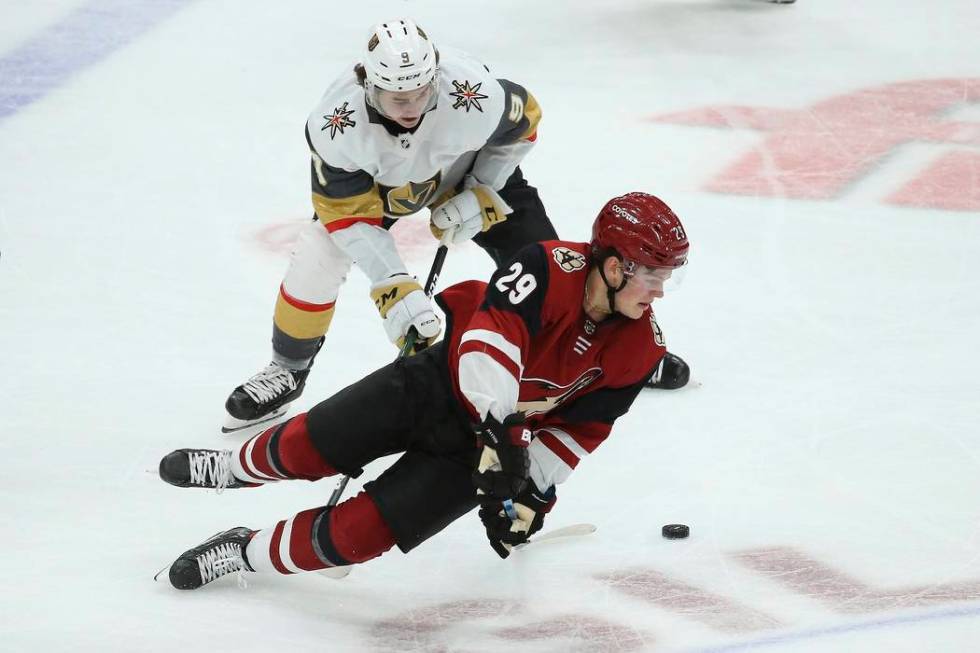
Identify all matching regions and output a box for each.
[662,524,690,539]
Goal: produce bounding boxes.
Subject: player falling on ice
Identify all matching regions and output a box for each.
[222,18,689,434]
[159,191,690,590]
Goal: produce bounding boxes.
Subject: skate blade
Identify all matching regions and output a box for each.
[317,566,351,580]
[153,562,171,582]
[221,405,290,434]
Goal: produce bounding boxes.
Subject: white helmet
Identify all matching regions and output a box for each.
[361,19,438,92]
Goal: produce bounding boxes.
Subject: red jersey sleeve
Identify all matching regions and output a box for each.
[452,243,551,422]
[527,373,651,488]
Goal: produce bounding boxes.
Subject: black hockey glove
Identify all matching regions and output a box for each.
[478,483,556,559]
[471,412,532,500]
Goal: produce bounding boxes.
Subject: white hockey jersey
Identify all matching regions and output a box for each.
[304,46,540,234]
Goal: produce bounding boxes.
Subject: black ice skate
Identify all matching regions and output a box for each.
[645,351,691,390]
[159,449,255,490]
[222,362,311,433]
[163,527,256,590]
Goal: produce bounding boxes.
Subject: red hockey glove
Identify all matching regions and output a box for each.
[478,484,556,559]
[472,413,531,500]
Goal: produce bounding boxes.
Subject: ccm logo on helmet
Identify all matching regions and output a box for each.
[611,204,640,224]
[397,72,424,82]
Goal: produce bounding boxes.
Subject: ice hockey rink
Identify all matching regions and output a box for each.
[2,0,979,650]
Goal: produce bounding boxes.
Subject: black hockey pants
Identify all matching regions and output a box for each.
[305,341,481,553]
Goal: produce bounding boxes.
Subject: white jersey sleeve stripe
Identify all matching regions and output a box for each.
[458,350,520,424]
[538,427,590,460]
[460,329,524,373]
[528,435,574,490]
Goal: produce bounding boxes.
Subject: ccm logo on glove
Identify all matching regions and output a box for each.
[370,274,441,354]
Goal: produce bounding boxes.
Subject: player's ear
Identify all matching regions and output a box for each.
[602,256,623,287]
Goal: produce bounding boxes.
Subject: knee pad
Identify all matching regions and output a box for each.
[281,219,352,305]
[274,221,352,345]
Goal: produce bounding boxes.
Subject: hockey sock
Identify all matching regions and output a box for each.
[245,507,331,574]
[271,351,313,371]
[324,491,397,564]
[231,414,338,484]
[244,493,396,574]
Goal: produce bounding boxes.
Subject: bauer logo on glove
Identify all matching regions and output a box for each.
[472,412,531,500]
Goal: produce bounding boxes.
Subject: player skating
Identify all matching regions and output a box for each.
[160,192,690,589]
[224,18,688,433]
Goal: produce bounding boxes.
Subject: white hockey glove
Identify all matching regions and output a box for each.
[370,274,441,355]
[430,184,512,244]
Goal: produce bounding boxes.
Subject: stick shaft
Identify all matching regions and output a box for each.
[329,230,454,507]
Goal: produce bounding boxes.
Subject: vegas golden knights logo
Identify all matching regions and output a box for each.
[380,171,442,216]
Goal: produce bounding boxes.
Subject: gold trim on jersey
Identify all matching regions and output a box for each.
[381,170,442,216]
[274,297,336,340]
[519,91,542,141]
[311,188,384,224]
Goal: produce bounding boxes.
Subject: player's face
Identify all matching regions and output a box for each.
[376,85,434,128]
[618,265,674,319]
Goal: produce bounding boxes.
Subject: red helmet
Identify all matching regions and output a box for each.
[591,192,689,269]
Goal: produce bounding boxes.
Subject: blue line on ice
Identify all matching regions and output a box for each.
[688,602,980,652]
[0,0,193,121]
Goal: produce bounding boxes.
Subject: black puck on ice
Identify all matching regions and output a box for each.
[662,524,690,539]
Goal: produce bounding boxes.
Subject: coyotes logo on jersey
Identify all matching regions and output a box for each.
[552,246,587,272]
[516,367,603,418]
[650,311,665,347]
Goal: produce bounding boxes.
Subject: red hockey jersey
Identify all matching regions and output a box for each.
[437,240,667,490]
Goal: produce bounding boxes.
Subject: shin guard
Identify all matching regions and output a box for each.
[232,414,338,484]
[244,493,397,575]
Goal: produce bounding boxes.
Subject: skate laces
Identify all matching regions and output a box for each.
[188,450,235,493]
[196,540,248,589]
[241,363,298,404]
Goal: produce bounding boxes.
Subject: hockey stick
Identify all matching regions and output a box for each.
[515,522,597,550]
[317,522,598,579]
[498,519,598,556]
[317,230,454,581]
[324,228,455,509]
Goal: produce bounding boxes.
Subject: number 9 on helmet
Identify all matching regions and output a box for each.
[360,18,440,120]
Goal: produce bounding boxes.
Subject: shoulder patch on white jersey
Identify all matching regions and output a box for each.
[552,247,587,273]
[449,79,490,112]
[320,101,357,139]
[649,311,666,347]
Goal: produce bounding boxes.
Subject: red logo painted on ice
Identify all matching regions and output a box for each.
[650,79,980,212]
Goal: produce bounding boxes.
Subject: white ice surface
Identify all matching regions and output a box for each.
[1,1,979,651]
